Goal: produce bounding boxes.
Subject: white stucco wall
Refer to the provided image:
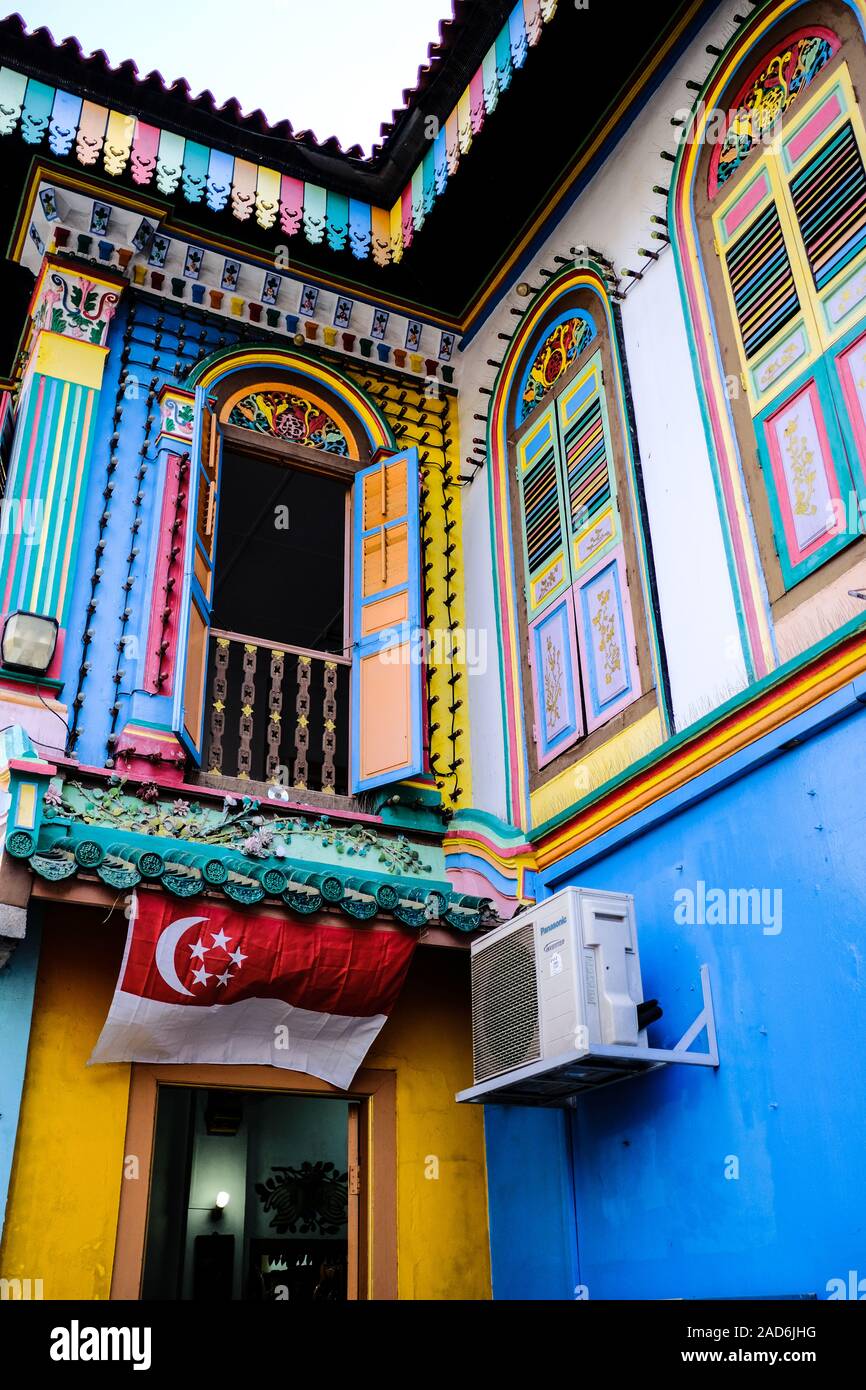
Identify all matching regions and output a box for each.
[457,1,752,821]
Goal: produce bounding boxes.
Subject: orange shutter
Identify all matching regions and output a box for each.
[350,447,424,791]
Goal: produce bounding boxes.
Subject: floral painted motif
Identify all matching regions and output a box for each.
[228,390,350,455]
[520,316,595,420]
[591,586,623,688]
[34,270,120,346]
[160,391,195,441]
[543,633,564,729]
[711,30,840,196]
[783,415,817,518]
[45,779,432,874]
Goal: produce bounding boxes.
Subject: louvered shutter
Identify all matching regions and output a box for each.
[515,402,571,618]
[350,447,424,792]
[557,350,619,579]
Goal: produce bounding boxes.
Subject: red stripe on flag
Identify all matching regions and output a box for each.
[120,892,417,1017]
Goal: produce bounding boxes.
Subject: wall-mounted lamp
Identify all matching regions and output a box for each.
[1,611,59,675]
[211,1190,230,1220]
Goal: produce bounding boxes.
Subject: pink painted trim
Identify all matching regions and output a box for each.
[144,451,189,694]
[573,544,639,735]
[837,329,866,461]
[130,121,160,185]
[786,88,842,164]
[469,67,485,134]
[764,379,839,565]
[8,757,57,775]
[443,828,534,861]
[279,175,304,236]
[401,184,414,249]
[723,169,770,239]
[44,754,392,827]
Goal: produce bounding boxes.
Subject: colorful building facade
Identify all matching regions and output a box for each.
[1,0,865,1301]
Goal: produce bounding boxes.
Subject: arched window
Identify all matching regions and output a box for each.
[505,280,661,788]
[161,351,426,798]
[691,3,866,628]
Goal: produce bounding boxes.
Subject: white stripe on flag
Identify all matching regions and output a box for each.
[88,991,387,1090]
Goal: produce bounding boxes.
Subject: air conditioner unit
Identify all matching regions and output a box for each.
[457,886,719,1108]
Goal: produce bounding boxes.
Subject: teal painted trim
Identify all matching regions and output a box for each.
[0,669,63,690]
[25,821,491,929]
[449,806,532,846]
[530,605,866,843]
[0,910,41,1244]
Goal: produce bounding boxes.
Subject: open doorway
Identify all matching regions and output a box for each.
[141,1086,359,1301]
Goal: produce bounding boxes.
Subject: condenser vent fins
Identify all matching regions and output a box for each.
[471,922,540,1082]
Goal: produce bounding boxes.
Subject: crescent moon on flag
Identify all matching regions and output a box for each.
[154,916,207,997]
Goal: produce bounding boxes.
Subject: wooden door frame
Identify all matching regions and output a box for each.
[111,1063,397,1301]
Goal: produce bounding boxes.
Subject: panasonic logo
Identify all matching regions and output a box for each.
[540,915,568,935]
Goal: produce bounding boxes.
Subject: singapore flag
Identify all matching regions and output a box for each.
[90,891,417,1089]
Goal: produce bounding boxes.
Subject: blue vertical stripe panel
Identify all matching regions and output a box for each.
[433,126,448,194]
[348,199,372,259]
[20,79,55,144]
[509,4,529,69]
[182,141,210,202]
[48,88,82,155]
[206,148,234,211]
[0,917,42,1245]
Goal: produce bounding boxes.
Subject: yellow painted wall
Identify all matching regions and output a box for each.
[0,911,130,1299]
[367,944,491,1300]
[0,912,491,1301]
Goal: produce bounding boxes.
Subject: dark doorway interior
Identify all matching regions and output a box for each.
[142,1086,353,1301]
[211,446,348,655]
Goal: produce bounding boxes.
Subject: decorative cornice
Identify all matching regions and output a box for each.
[5,776,494,931]
[533,620,866,868]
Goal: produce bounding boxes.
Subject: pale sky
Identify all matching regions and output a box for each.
[7,0,454,154]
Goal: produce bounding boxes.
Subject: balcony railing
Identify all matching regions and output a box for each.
[203,628,351,795]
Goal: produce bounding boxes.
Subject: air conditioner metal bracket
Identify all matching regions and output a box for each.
[456,964,719,1108]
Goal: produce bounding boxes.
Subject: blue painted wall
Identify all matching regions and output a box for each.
[61,299,242,769]
[485,692,866,1299]
[0,912,41,1241]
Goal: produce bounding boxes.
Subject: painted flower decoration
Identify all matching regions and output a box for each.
[43,784,63,808]
[171,799,190,815]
